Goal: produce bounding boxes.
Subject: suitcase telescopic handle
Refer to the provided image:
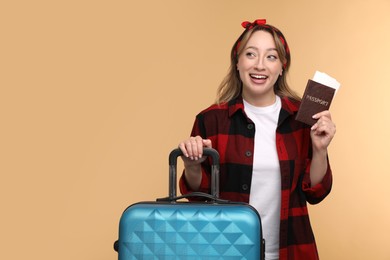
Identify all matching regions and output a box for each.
[166,147,220,201]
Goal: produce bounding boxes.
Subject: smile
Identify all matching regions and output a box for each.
[250,74,268,79]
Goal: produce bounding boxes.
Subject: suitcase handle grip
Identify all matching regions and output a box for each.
[167,147,220,201]
[157,192,229,203]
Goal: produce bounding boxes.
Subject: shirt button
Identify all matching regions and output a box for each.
[247,124,254,130]
[242,184,249,191]
[245,151,252,157]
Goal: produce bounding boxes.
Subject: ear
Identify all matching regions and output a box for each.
[279,69,283,76]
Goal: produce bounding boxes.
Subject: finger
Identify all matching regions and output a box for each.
[312,121,336,138]
[193,136,204,159]
[318,117,335,130]
[312,120,327,133]
[198,139,213,158]
[179,138,193,159]
[202,139,212,148]
[180,136,210,160]
[186,136,203,160]
[178,142,188,157]
[187,137,198,159]
[311,113,334,131]
[312,110,332,121]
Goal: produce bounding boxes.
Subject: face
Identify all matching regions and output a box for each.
[237,30,283,106]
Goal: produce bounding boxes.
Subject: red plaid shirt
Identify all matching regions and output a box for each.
[179,96,332,260]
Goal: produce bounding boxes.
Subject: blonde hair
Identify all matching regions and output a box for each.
[215,24,300,104]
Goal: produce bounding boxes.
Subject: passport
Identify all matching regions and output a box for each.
[296,71,340,126]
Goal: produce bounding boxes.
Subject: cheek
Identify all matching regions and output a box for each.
[236,69,244,82]
[236,56,247,71]
[271,64,283,76]
[237,61,246,74]
[237,61,248,73]
[236,60,241,71]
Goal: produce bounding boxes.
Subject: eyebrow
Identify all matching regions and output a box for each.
[246,46,278,52]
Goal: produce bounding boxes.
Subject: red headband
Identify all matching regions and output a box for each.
[241,19,267,30]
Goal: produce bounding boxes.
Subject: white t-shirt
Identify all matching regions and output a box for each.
[244,96,282,260]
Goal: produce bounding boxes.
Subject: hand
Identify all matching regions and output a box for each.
[310,111,336,152]
[178,136,212,165]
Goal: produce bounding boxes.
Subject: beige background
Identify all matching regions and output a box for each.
[1,0,389,259]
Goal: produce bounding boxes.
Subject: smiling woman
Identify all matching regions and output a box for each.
[177,19,337,260]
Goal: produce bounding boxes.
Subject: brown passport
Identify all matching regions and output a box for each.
[296,79,336,126]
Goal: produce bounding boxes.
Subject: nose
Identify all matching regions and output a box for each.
[254,56,265,70]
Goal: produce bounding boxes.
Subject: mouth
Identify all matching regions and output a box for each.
[250,74,268,80]
[249,74,268,84]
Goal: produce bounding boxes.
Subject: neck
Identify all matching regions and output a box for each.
[242,92,276,107]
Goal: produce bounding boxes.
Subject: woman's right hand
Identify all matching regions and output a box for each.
[178,136,212,165]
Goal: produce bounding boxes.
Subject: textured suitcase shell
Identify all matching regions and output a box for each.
[115,148,264,259]
[118,202,262,259]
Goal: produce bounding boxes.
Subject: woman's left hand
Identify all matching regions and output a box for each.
[310,110,336,152]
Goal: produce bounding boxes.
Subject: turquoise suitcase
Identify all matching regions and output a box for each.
[114,148,264,259]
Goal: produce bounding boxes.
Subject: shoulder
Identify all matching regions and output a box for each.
[280,96,301,113]
[193,98,246,133]
[278,96,311,132]
[195,103,230,125]
[197,97,243,118]
[198,102,229,114]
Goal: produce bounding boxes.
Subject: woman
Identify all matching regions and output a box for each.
[178,19,335,260]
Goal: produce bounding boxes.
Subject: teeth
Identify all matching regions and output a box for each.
[251,74,267,79]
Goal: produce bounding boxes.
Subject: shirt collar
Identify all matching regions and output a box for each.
[227,96,245,117]
[280,96,300,114]
[227,95,300,118]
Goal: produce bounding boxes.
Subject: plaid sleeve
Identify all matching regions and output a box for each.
[179,167,211,200]
[302,158,333,204]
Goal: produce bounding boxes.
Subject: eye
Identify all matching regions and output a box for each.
[245,52,256,58]
[267,54,278,61]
